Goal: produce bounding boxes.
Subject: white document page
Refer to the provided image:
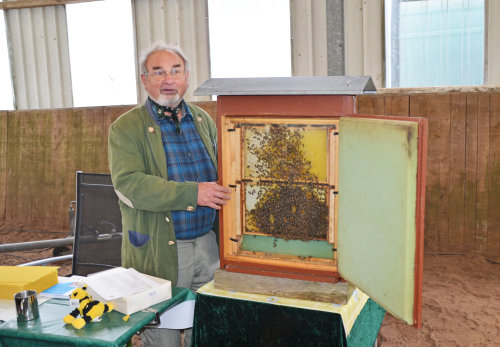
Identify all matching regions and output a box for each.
[158,300,196,329]
[84,267,159,301]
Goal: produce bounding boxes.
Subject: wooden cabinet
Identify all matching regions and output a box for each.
[195,77,427,328]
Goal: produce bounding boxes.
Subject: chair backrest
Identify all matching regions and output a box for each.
[71,171,122,276]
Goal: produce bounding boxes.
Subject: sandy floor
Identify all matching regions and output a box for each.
[378,252,500,346]
[1,229,500,346]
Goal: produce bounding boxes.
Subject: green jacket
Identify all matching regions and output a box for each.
[108,101,218,286]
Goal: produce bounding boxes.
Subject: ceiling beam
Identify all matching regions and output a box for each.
[0,0,100,10]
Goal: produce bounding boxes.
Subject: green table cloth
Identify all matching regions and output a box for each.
[192,284,385,347]
[0,287,195,347]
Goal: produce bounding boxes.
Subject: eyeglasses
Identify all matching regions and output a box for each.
[144,68,186,81]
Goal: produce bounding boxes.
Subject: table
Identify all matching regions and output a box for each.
[0,287,195,347]
[192,281,385,347]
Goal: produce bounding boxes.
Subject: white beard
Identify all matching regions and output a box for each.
[150,93,181,108]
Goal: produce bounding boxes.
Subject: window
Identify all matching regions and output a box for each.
[208,0,291,78]
[385,0,484,87]
[67,0,136,107]
[0,9,14,110]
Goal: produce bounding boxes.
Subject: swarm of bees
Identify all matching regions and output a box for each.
[245,124,328,244]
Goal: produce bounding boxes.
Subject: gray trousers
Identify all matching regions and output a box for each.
[141,230,219,347]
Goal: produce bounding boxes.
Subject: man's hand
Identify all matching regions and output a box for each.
[197,182,232,210]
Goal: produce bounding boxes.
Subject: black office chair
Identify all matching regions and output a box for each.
[71,171,122,276]
[71,172,164,328]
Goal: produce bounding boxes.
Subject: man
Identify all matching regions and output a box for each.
[108,42,231,346]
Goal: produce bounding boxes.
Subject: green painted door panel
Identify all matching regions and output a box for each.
[338,116,419,325]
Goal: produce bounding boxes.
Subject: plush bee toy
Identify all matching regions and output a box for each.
[63,285,114,329]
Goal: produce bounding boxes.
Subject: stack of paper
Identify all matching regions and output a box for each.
[0,266,58,299]
[83,267,172,315]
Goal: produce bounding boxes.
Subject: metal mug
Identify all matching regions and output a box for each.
[14,290,40,321]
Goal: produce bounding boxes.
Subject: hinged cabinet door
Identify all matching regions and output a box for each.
[337,115,427,328]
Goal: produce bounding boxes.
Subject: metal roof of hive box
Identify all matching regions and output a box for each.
[193,76,376,96]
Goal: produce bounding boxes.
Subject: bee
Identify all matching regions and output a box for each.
[245,124,328,246]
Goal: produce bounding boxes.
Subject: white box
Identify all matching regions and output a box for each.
[83,268,172,315]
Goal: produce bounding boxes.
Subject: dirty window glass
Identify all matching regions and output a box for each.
[385,0,484,87]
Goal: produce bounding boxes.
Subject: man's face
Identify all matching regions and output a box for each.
[141,50,189,107]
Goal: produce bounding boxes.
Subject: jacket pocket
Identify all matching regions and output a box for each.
[128,230,151,247]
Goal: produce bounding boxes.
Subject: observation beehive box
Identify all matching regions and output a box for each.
[195,76,427,328]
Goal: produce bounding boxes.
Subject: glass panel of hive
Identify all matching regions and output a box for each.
[240,123,334,261]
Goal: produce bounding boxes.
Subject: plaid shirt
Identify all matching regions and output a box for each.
[150,99,217,240]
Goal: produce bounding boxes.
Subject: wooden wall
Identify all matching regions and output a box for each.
[1,94,499,259]
[357,92,500,259]
[0,101,216,234]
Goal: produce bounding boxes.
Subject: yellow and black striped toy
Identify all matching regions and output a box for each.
[63,285,114,329]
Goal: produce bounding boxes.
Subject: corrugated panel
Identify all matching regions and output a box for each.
[290,0,328,76]
[486,0,500,85]
[344,0,383,88]
[326,0,345,76]
[132,0,211,103]
[5,5,72,110]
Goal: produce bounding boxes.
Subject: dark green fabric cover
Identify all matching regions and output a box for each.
[0,287,195,347]
[192,293,385,347]
[346,299,386,346]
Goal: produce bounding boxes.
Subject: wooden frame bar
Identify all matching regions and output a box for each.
[0,0,98,11]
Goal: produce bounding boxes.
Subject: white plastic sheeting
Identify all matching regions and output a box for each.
[5,5,73,109]
[133,0,211,103]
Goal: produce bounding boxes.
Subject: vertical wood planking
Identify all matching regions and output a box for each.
[32,110,54,230]
[0,112,6,223]
[414,95,436,251]
[4,111,17,227]
[464,94,479,251]
[412,95,448,251]
[435,94,451,252]
[448,94,467,251]
[98,107,112,173]
[387,95,410,117]
[382,95,392,115]
[6,111,33,228]
[90,108,103,172]
[373,96,385,115]
[51,108,72,231]
[356,95,375,115]
[0,105,137,233]
[78,107,95,172]
[64,107,78,191]
[476,94,490,253]
[487,94,500,254]
[409,94,421,118]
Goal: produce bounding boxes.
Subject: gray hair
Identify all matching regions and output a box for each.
[139,41,191,74]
